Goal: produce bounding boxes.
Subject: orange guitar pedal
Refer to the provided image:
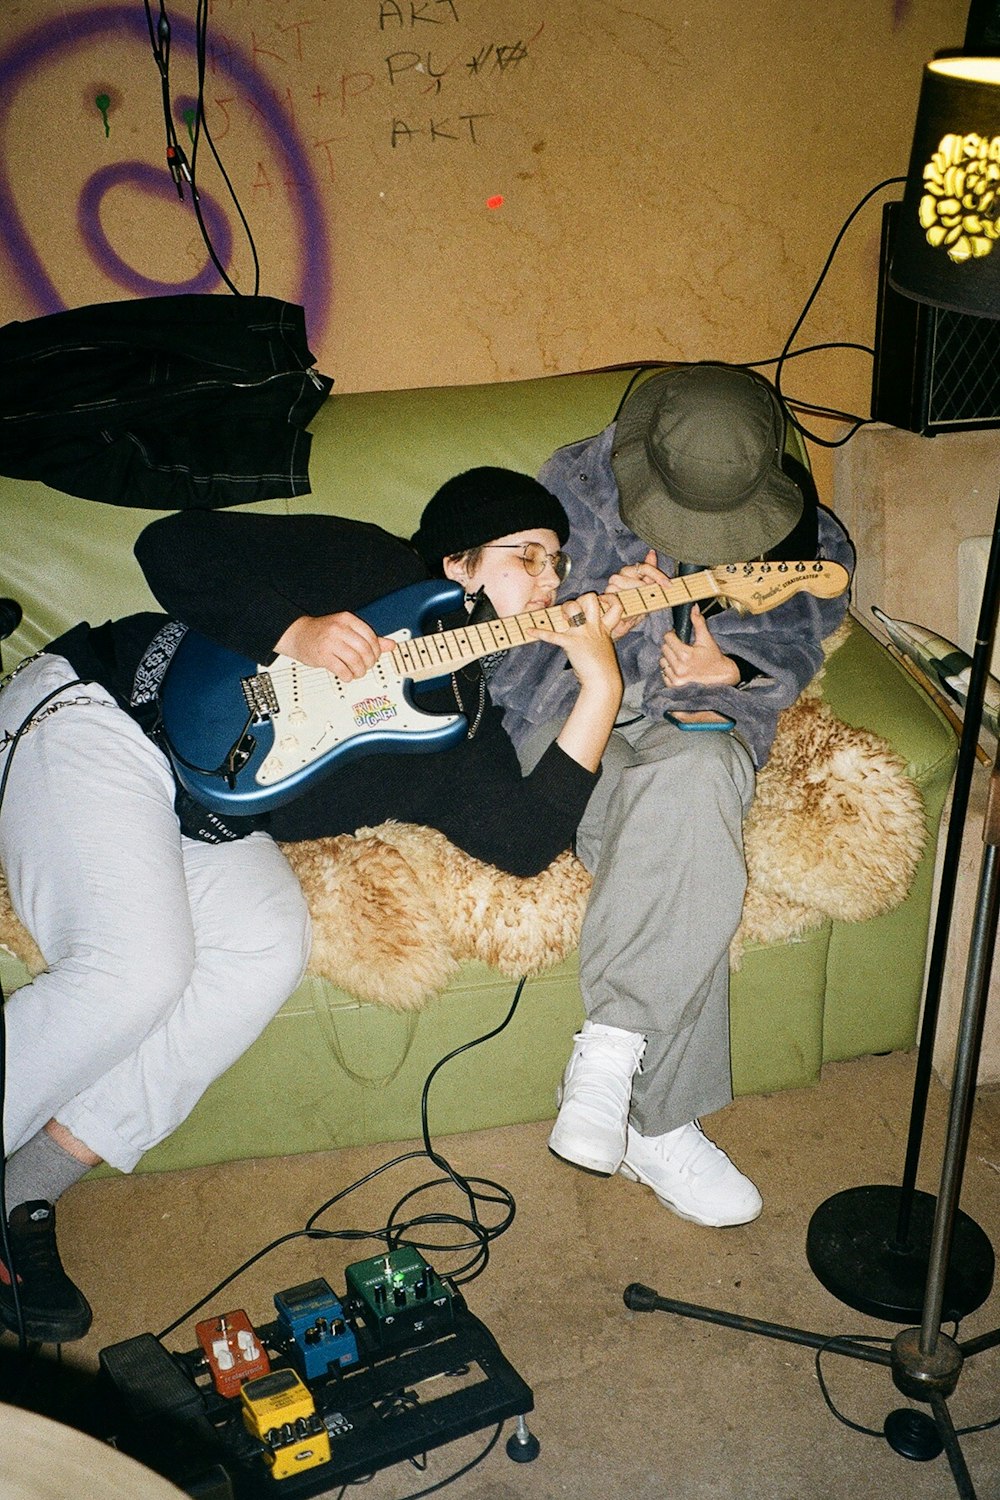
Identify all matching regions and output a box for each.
[195,1309,271,1398]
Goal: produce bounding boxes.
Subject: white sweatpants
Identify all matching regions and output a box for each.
[0,655,311,1172]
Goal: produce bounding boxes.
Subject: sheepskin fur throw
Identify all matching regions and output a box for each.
[0,636,927,1012]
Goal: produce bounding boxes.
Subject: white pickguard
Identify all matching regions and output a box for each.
[254,636,461,786]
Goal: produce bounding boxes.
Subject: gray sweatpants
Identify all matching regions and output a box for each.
[521,715,755,1137]
[0,655,312,1172]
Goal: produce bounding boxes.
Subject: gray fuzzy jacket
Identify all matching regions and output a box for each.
[488,424,856,769]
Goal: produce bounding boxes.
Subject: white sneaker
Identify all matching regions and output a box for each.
[619,1121,763,1227]
[548,1021,646,1175]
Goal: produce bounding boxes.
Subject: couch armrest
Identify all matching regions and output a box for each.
[822,616,957,801]
[819,616,957,1062]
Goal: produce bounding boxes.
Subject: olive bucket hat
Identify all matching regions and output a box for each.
[610,363,804,563]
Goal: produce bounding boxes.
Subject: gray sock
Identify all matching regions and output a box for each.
[4,1130,92,1217]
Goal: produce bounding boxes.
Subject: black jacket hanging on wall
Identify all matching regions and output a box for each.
[0,295,333,509]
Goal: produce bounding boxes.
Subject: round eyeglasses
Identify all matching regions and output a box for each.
[480,541,572,583]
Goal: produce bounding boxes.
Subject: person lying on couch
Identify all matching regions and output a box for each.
[0,470,623,1343]
[479,363,856,1230]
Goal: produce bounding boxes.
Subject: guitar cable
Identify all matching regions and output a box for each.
[305,975,524,1282]
[155,975,528,1341]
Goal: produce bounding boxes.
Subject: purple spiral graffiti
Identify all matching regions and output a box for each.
[78,162,233,297]
[0,6,330,336]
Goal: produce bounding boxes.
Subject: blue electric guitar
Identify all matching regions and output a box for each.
[158,561,849,814]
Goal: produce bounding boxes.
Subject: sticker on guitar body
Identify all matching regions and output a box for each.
[352,695,400,729]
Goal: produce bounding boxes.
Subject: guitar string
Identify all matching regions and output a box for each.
[258,563,836,691]
[439,615,487,741]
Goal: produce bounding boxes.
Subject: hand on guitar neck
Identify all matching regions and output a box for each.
[603,550,666,641]
[531,592,625,773]
[605,549,739,692]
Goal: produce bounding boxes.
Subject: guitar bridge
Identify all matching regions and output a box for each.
[241,671,279,722]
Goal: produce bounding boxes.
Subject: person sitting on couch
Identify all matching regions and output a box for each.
[0,469,623,1343]
[479,363,855,1230]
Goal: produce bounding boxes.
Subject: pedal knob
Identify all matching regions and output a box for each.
[212,1339,235,1371]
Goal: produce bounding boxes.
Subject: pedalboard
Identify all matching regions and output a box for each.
[99,1248,534,1499]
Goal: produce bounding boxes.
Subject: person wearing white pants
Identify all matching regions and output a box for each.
[0,653,312,1340]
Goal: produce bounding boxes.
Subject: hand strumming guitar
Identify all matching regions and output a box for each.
[274,612,397,680]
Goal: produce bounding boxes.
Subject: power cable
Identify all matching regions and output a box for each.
[772,176,906,446]
[155,977,526,1341]
[143,0,260,296]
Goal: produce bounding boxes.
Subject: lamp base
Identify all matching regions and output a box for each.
[884,1407,944,1462]
[806,1185,994,1323]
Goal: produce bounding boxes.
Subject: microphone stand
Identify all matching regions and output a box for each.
[622,496,1000,1497]
[804,502,1000,1326]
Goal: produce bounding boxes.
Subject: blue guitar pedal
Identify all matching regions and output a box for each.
[274,1278,359,1380]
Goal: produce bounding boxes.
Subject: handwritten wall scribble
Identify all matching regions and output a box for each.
[378,1,461,28]
[0,0,936,410]
[379,16,541,147]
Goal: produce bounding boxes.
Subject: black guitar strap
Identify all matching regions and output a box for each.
[130,620,189,715]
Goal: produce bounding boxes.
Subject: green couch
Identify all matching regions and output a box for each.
[0,368,956,1173]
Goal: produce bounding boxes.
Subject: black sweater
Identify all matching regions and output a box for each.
[50,511,598,877]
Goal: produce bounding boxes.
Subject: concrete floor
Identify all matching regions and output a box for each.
[3,1048,1000,1499]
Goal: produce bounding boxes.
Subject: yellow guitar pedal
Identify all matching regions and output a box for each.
[239,1368,331,1480]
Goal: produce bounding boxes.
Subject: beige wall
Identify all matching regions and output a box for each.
[835,425,1000,645]
[0,0,970,473]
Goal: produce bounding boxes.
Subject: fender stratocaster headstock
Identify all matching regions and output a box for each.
[710,561,849,615]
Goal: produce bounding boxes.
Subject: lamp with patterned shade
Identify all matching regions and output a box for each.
[813,50,1000,1488]
[889,56,1000,315]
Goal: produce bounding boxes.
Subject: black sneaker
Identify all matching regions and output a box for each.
[0,1201,92,1342]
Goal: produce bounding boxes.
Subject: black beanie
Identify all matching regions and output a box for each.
[411,466,569,573]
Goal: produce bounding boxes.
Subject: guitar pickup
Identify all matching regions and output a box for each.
[241,672,279,722]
